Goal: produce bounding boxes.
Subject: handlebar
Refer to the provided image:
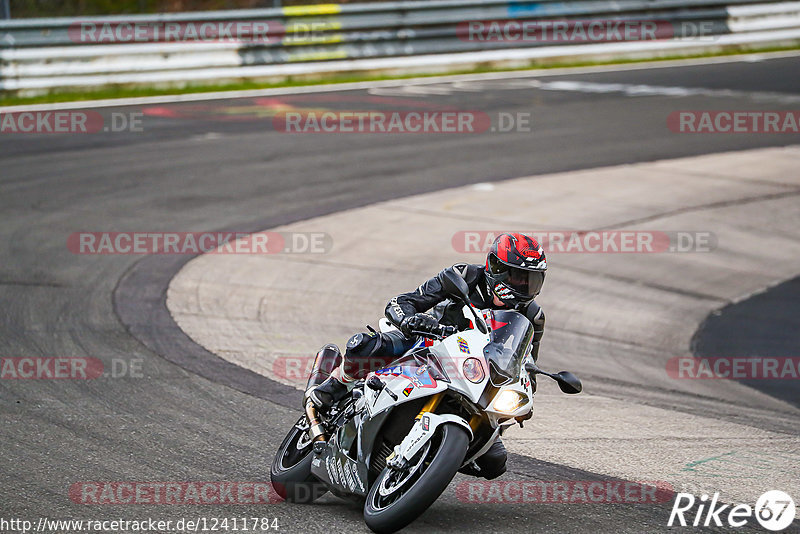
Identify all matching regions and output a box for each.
[410,323,457,340]
[439,324,457,337]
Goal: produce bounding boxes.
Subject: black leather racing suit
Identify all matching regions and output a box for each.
[341,263,546,480]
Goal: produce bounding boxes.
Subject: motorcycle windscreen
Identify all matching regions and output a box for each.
[483,310,534,385]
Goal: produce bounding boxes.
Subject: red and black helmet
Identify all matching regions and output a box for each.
[485,233,547,306]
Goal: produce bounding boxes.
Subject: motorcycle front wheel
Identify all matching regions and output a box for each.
[363,424,469,533]
[270,417,328,504]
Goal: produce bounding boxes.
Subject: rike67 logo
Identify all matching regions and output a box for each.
[669,490,796,531]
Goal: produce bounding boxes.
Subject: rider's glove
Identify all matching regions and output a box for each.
[399,313,439,337]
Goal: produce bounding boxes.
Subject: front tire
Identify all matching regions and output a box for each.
[363,424,469,533]
[270,417,327,503]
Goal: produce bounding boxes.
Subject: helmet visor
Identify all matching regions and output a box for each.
[488,255,546,298]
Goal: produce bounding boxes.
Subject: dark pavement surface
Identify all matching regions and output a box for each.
[693,275,800,409]
[2,55,799,533]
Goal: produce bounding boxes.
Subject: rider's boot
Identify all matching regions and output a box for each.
[458,439,507,480]
[307,366,355,410]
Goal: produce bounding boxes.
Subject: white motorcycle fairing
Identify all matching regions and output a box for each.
[365,307,535,464]
[389,413,473,466]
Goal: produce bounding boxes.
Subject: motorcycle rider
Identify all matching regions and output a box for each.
[305,232,547,480]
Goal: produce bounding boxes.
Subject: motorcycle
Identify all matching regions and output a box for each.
[271,271,582,533]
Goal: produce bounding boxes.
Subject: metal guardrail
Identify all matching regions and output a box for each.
[1,0,799,93]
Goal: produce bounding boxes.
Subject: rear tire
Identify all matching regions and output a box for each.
[363,424,469,533]
[270,417,328,504]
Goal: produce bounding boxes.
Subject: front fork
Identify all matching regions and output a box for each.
[415,392,444,420]
[388,393,474,468]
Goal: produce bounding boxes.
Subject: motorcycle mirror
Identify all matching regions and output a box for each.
[525,363,582,394]
[555,371,582,394]
[440,270,470,301]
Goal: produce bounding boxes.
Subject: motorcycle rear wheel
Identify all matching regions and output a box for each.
[363,424,469,533]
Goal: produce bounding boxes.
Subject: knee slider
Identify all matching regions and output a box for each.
[345,331,382,358]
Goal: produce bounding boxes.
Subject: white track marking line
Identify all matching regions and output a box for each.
[534,80,800,103]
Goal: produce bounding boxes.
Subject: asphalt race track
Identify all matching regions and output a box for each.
[2,53,799,533]
[694,275,800,409]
